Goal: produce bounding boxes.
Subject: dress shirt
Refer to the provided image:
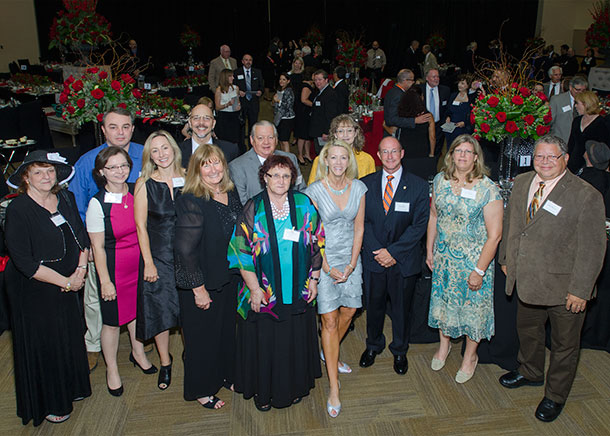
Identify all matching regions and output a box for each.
[191,136,213,155]
[333,79,343,88]
[426,83,440,122]
[381,166,403,201]
[312,84,329,103]
[222,57,231,69]
[527,170,566,208]
[550,82,561,96]
[367,48,386,69]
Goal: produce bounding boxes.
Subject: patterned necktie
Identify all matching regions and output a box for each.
[383,175,394,214]
[429,87,436,121]
[527,181,545,223]
[246,70,252,101]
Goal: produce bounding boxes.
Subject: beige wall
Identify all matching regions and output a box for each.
[0,0,40,73]
[538,0,597,55]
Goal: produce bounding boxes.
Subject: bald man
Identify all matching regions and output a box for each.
[208,44,237,91]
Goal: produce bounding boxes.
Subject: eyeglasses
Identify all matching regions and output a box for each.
[266,173,291,181]
[336,128,355,135]
[379,149,400,155]
[190,115,213,122]
[533,154,564,162]
[104,163,131,172]
[453,149,474,155]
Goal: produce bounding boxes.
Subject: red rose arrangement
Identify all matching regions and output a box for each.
[48,0,112,50]
[179,25,201,49]
[471,82,552,141]
[60,68,140,126]
[336,40,367,69]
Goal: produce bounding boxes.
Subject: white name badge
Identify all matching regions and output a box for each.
[315,101,321,106]
[172,177,185,188]
[283,228,300,242]
[442,100,447,106]
[104,192,122,204]
[452,101,461,106]
[188,66,194,72]
[543,200,562,216]
[376,55,381,59]
[50,213,66,227]
[562,105,571,113]
[144,83,152,90]
[394,202,410,212]
[296,175,303,185]
[519,155,531,167]
[237,74,244,80]
[461,188,477,199]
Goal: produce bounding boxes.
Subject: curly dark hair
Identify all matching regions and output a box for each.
[398,87,427,118]
[258,154,297,189]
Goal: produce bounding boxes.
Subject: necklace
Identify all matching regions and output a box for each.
[450,178,467,195]
[326,177,349,195]
[270,198,289,220]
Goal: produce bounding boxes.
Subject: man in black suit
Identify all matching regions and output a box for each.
[178,104,239,168]
[333,66,349,115]
[233,54,264,151]
[359,137,430,375]
[309,69,339,153]
[404,40,421,78]
[384,69,432,138]
[421,69,450,156]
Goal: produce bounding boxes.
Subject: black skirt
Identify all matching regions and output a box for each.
[235,306,321,408]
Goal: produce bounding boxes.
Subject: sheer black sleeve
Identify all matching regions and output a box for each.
[174,194,205,289]
[5,198,40,278]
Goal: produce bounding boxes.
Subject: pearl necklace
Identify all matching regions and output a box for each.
[271,198,289,220]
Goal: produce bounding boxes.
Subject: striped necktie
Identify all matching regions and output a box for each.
[383,175,394,214]
[527,181,545,223]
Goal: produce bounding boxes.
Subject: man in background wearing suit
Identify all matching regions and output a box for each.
[208,44,237,92]
[549,76,587,143]
[233,53,264,150]
[422,45,438,75]
[543,66,563,99]
[498,135,606,422]
[333,65,349,115]
[421,68,450,156]
[229,120,306,204]
[359,137,430,375]
[404,40,421,79]
[384,69,431,138]
[178,104,238,168]
[309,69,339,154]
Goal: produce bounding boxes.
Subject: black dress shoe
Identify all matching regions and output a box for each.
[535,397,564,422]
[393,355,408,375]
[499,370,544,389]
[359,349,378,368]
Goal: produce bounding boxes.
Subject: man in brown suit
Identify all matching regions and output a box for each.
[208,44,237,92]
[498,135,606,422]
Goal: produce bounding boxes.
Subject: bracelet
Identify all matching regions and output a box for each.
[310,277,320,283]
[326,269,331,276]
[474,267,485,277]
[77,265,87,269]
[348,263,355,270]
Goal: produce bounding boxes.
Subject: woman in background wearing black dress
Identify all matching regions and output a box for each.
[5,151,90,425]
[174,144,242,409]
[397,87,436,158]
[134,130,184,390]
[444,76,473,146]
[295,66,316,164]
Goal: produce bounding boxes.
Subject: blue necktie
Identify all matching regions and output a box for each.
[429,87,436,121]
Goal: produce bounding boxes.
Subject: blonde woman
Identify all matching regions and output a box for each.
[305,139,367,417]
[134,130,185,390]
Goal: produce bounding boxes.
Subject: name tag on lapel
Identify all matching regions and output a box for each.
[172,177,185,188]
[104,192,122,204]
[237,74,244,80]
[460,188,477,199]
[395,202,410,212]
[542,200,562,216]
[50,213,66,226]
[283,228,300,242]
[561,105,571,113]
[315,101,321,107]
[442,100,447,106]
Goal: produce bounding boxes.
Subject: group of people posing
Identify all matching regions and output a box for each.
[4,93,606,426]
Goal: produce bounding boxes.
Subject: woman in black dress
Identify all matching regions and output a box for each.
[134,130,184,390]
[295,66,316,164]
[5,151,90,425]
[174,144,242,409]
[397,87,436,158]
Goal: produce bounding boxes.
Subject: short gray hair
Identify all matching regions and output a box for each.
[548,65,562,77]
[535,134,568,154]
[569,75,588,89]
[251,120,278,138]
[396,69,414,83]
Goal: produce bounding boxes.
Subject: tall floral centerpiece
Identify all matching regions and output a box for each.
[180,25,201,65]
[49,0,112,59]
[59,68,141,144]
[471,83,552,180]
[585,0,610,66]
[336,38,367,85]
[427,34,446,54]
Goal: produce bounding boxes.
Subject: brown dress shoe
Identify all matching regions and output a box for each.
[87,352,99,372]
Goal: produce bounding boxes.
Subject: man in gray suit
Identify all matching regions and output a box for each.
[229,120,306,204]
[549,76,588,143]
[498,135,606,422]
[208,44,237,92]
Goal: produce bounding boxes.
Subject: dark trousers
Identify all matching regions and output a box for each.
[240,97,260,152]
[516,298,586,404]
[363,267,417,356]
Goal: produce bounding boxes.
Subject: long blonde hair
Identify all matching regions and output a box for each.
[182,144,234,200]
[314,139,358,182]
[140,130,184,182]
[441,134,489,182]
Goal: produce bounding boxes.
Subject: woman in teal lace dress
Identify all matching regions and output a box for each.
[426,134,503,384]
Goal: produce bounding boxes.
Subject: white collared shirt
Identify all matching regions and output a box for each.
[381,166,403,201]
[191,136,213,155]
[425,83,440,122]
[334,79,343,88]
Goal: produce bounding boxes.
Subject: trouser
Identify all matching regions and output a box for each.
[83,260,102,352]
[516,298,586,404]
[363,267,417,356]
[240,97,260,152]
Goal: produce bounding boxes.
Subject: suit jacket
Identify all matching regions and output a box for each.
[334,80,349,115]
[384,85,415,132]
[179,138,239,169]
[361,169,430,277]
[543,81,562,99]
[233,66,264,103]
[208,56,237,91]
[308,85,338,138]
[420,83,451,124]
[404,47,421,76]
[498,170,606,305]
[549,91,574,143]
[423,52,439,74]
[228,148,306,205]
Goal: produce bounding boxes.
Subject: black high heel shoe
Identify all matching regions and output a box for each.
[129,352,158,374]
[108,384,124,397]
[158,354,173,390]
